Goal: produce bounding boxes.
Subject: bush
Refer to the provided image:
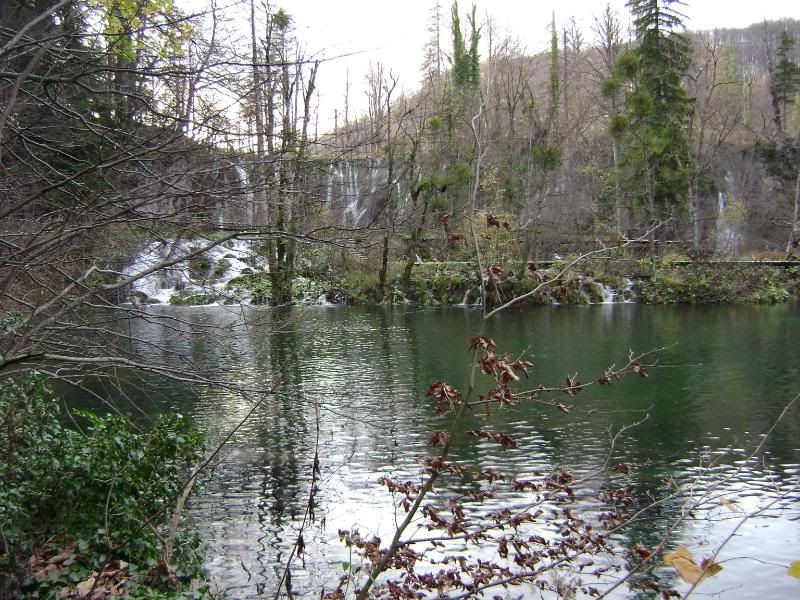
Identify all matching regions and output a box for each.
[636,263,798,304]
[212,258,231,279]
[0,375,206,598]
[187,252,211,281]
[227,271,272,301]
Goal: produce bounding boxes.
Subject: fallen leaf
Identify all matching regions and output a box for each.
[670,556,705,584]
[664,546,722,584]
[788,561,800,579]
[76,576,96,596]
[700,557,723,578]
[664,545,693,566]
[720,496,743,513]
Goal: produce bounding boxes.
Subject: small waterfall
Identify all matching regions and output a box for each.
[323,159,409,226]
[344,162,359,225]
[597,282,616,304]
[622,278,635,303]
[369,161,378,194]
[325,164,336,205]
[231,162,255,226]
[590,279,636,304]
[124,239,263,305]
[716,190,744,257]
[459,290,470,306]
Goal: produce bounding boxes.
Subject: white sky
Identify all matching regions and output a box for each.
[188,0,799,131]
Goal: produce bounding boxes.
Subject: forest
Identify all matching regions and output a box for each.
[1,0,800,598]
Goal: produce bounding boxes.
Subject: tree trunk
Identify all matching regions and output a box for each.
[646,162,657,282]
[689,180,701,250]
[786,171,800,259]
[401,190,430,295]
[376,73,398,301]
[378,235,390,301]
[249,0,267,226]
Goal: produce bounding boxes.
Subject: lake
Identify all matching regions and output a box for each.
[84,303,800,598]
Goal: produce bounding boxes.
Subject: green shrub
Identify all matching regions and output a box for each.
[212,258,231,279]
[168,292,216,306]
[227,272,272,301]
[187,252,211,281]
[0,375,206,598]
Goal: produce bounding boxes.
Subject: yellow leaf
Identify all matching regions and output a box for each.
[788,561,800,579]
[664,546,722,584]
[664,545,693,566]
[670,556,705,584]
[700,558,723,578]
[720,496,743,513]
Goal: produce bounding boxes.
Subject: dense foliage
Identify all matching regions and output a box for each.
[0,375,206,598]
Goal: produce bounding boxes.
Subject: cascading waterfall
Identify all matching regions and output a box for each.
[716,189,743,257]
[124,239,263,305]
[598,282,616,304]
[322,159,394,226]
[232,163,254,226]
[216,158,403,228]
[591,278,636,304]
[344,162,361,224]
[217,162,257,228]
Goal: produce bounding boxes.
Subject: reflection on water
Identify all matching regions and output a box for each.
[75,304,799,598]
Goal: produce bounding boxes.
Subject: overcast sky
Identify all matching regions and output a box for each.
[191,0,799,131]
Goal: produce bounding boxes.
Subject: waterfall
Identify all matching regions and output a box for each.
[591,279,636,304]
[597,282,616,304]
[124,239,262,305]
[322,159,410,227]
[343,162,356,224]
[716,175,744,257]
[369,160,378,194]
[232,163,254,225]
[622,278,635,303]
[326,163,340,206]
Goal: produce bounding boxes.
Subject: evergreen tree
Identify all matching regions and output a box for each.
[774,30,800,136]
[607,0,693,274]
[623,0,692,209]
[549,12,560,117]
[450,1,479,88]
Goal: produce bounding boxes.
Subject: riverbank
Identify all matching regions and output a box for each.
[122,238,800,307]
[230,258,800,307]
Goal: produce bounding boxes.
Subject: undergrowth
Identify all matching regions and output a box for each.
[0,375,208,598]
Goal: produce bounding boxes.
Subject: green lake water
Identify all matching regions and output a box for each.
[82,303,800,598]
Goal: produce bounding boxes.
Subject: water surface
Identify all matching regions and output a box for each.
[80,304,800,598]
